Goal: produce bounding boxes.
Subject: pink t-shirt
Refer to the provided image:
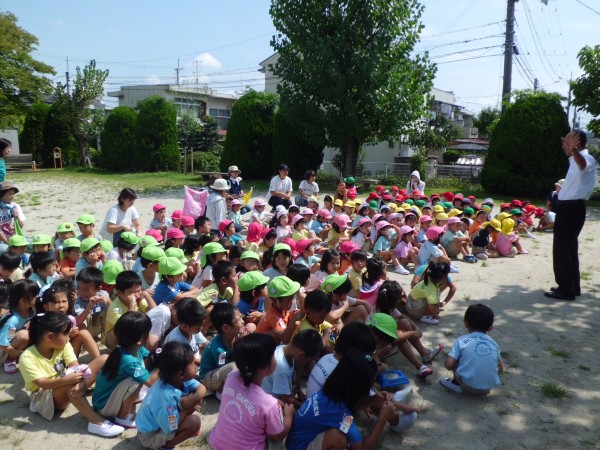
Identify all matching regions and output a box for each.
[359,280,384,307]
[496,233,518,256]
[210,371,284,450]
[395,240,412,259]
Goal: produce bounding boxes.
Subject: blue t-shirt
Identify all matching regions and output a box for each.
[448,332,501,390]
[286,390,362,450]
[262,344,294,396]
[310,220,325,235]
[417,240,443,266]
[93,347,150,410]
[416,228,427,244]
[136,381,182,434]
[153,280,193,305]
[75,258,103,282]
[0,312,29,346]
[373,236,391,254]
[199,334,231,380]
[414,264,452,283]
[236,297,265,317]
[164,326,207,360]
[295,255,320,268]
[28,273,50,289]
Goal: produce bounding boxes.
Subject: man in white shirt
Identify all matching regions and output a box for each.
[268,163,293,210]
[545,130,597,301]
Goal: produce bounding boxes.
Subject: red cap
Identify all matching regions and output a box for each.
[382,194,392,200]
[430,193,439,199]
[391,186,399,191]
[441,192,454,201]
[260,227,273,239]
[500,203,510,209]
[218,219,233,234]
[295,239,313,254]
[398,189,407,195]
[339,241,360,254]
[171,210,184,220]
[181,216,194,227]
[468,195,476,201]
[247,222,263,243]
[512,199,523,207]
[166,228,185,239]
[145,229,163,242]
[376,185,385,191]
[454,193,464,200]
[534,208,545,218]
[412,189,420,196]
[153,203,166,213]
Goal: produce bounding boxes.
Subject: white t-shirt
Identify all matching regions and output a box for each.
[100,204,139,240]
[261,345,294,396]
[269,175,293,199]
[299,180,319,197]
[147,303,172,343]
[191,264,213,288]
[306,354,339,398]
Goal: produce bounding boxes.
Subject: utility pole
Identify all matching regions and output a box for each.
[566,73,572,119]
[65,56,70,94]
[175,59,182,85]
[533,78,539,91]
[501,0,517,113]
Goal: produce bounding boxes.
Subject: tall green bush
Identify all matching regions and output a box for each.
[99,106,137,171]
[272,108,324,179]
[42,103,79,167]
[410,152,427,181]
[220,90,278,178]
[134,96,180,172]
[481,91,569,197]
[19,102,50,162]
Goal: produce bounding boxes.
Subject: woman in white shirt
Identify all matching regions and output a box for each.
[100,188,142,245]
[296,169,319,206]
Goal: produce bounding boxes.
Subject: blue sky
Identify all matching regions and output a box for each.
[3,0,598,127]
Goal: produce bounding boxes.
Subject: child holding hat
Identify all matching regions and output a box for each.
[237,270,269,325]
[54,222,76,261]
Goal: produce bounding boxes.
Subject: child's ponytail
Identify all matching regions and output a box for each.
[362,257,385,286]
[232,333,276,387]
[423,261,450,286]
[375,280,403,315]
[27,312,71,347]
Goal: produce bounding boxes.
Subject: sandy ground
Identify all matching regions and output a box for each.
[1,178,600,450]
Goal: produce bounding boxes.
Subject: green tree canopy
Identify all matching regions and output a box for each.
[220,90,278,178]
[0,11,55,128]
[270,0,435,175]
[197,115,222,154]
[134,96,180,172]
[408,112,462,155]
[54,60,108,167]
[481,90,569,197]
[571,45,600,136]
[98,106,137,171]
[473,106,500,140]
[42,103,78,167]
[19,101,50,161]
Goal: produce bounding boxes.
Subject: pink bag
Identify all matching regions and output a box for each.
[183,186,208,218]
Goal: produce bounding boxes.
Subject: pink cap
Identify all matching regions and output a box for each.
[231,199,242,206]
[448,216,462,225]
[375,220,391,232]
[153,203,166,213]
[171,210,184,220]
[302,207,314,215]
[218,219,233,233]
[357,217,372,227]
[291,215,305,225]
[247,222,263,243]
[372,214,383,223]
[317,208,332,219]
[181,216,195,227]
[167,228,185,239]
[420,215,432,223]
[295,239,313,254]
[333,214,351,229]
[339,241,360,254]
[145,229,163,242]
[426,226,445,240]
[254,198,266,207]
[398,225,414,236]
[260,227,273,239]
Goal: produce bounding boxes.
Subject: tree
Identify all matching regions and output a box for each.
[134,96,180,172]
[197,115,222,154]
[98,106,137,171]
[220,90,278,179]
[270,0,435,176]
[408,112,462,156]
[571,45,600,136]
[42,103,78,167]
[272,108,324,179]
[19,101,50,162]
[0,11,55,128]
[481,90,569,197]
[53,60,109,167]
[178,113,201,172]
[473,106,500,140]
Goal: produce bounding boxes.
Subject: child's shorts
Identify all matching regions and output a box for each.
[98,378,140,418]
[456,374,491,395]
[0,349,9,365]
[472,246,486,255]
[30,388,55,421]
[401,295,428,321]
[444,241,461,258]
[305,431,327,450]
[137,429,175,449]
[200,362,236,391]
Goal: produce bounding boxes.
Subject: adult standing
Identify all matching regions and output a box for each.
[226,165,251,214]
[545,131,597,301]
[268,163,293,210]
[0,138,12,183]
[100,188,142,246]
[546,179,563,213]
[205,178,230,233]
[406,170,426,193]
[296,169,319,206]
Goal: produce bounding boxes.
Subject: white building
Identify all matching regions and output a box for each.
[259,53,476,176]
[108,84,237,134]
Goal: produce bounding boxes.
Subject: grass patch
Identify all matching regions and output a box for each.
[481,261,488,267]
[461,294,472,301]
[580,271,591,281]
[578,365,591,371]
[547,347,570,359]
[442,330,454,337]
[585,237,594,242]
[540,382,568,399]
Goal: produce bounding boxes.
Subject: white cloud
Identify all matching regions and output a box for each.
[144,75,168,84]
[189,52,222,71]
[52,19,66,27]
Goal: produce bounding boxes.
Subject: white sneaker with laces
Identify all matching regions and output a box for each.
[390,411,418,433]
[440,377,463,394]
[394,265,410,275]
[449,264,460,273]
[421,344,444,363]
[419,315,439,325]
[115,413,136,428]
[87,420,124,437]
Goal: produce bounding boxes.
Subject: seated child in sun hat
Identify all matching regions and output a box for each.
[54,222,76,262]
[60,238,82,280]
[106,232,139,271]
[327,213,350,247]
[76,214,102,241]
[350,217,372,252]
[395,225,420,270]
[237,270,269,325]
[311,208,333,240]
[468,209,489,240]
[496,218,527,256]
[322,273,372,328]
[471,220,500,260]
[373,221,407,275]
[535,208,555,232]
[228,199,245,233]
[291,215,321,244]
[402,262,451,326]
[417,227,451,267]
[153,257,201,305]
[149,204,171,241]
[442,217,477,263]
[256,276,302,345]
[137,245,165,292]
[250,198,272,227]
[416,215,433,245]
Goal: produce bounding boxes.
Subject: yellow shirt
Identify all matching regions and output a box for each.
[298,317,333,336]
[104,297,149,340]
[196,283,234,307]
[347,268,365,291]
[19,343,77,392]
[292,229,309,241]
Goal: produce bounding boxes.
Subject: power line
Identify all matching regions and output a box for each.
[574,0,600,16]
[416,34,504,52]
[436,53,503,65]
[420,20,506,39]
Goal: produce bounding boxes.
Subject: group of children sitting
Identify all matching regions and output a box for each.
[0,181,512,449]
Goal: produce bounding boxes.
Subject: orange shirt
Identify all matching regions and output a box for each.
[60,258,76,276]
[256,306,290,334]
[468,222,482,237]
[338,260,351,275]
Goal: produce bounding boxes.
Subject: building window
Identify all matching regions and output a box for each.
[209,108,231,130]
[173,97,206,119]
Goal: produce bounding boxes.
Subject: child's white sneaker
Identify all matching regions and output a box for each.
[421,344,444,363]
[419,315,439,325]
[449,264,460,273]
[440,377,463,394]
[114,413,136,429]
[417,365,433,378]
[394,265,410,275]
[390,411,418,433]
[87,420,124,437]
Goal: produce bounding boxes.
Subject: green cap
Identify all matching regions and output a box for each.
[368,313,398,339]
[165,247,187,263]
[510,208,522,215]
[200,242,227,267]
[62,237,81,249]
[76,214,96,225]
[8,235,28,247]
[321,273,348,294]
[56,222,76,233]
[99,239,113,253]
[415,199,426,207]
[272,243,292,255]
[443,201,453,210]
[159,256,187,276]
[481,204,492,212]
[81,237,100,253]
[405,199,415,205]
[138,235,159,248]
[344,176,356,184]
[369,200,378,209]
[120,231,139,245]
[238,270,269,292]
[268,276,300,298]
[32,234,52,245]
[240,250,260,261]
[142,246,166,263]
[102,260,124,285]
[464,207,475,215]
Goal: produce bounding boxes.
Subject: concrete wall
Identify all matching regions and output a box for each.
[0,129,20,154]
